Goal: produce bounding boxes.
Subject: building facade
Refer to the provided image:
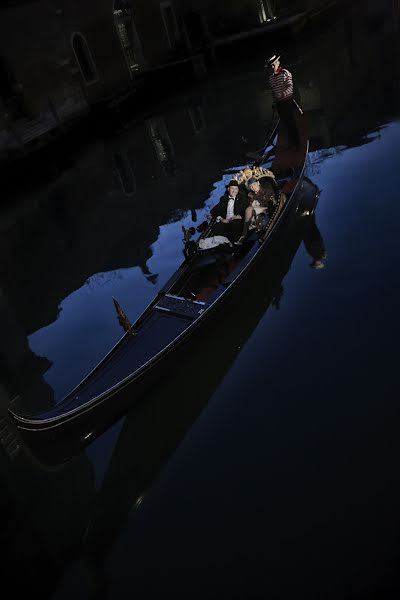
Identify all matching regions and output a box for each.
[0,0,341,157]
[0,0,191,156]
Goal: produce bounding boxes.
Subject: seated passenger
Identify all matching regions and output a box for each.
[235,176,277,245]
[210,179,248,243]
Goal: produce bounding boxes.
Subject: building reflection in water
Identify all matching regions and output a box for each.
[188,103,206,134]
[112,151,136,197]
[146,116,177,177]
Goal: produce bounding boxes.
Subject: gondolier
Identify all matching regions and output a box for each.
[265,54,301,149]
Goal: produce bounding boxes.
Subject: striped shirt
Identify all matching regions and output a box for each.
[269,68,293,101]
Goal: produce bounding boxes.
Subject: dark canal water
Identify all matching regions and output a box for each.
[2,5,400,600]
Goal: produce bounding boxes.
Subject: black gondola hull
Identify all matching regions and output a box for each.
[8,113,314,454]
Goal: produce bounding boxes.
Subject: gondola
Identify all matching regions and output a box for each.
[8,109,317,443]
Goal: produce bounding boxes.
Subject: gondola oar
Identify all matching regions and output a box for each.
[246,110,279,163]
[112,297,135,336]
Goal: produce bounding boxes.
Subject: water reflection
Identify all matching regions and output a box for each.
[74,204,325,598]
[304,213,327,270]
[0,197,326,600]
[146,116,177,177]
[0,100,228,408]
[112,151,136,197]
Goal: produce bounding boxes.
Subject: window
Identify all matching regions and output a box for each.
[259,0,276,24]
[160,1,180,48]
[0,56,26,118]
[71,33,98,84]
[188,105,206,134]
[147,117,176,177]
[113,152,136,196]
[114,1,139,74]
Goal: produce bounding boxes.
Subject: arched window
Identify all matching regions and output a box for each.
[71,33,98,84]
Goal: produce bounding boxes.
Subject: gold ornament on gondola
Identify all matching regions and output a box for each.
[112,297,135,336]
[235,165,276,188]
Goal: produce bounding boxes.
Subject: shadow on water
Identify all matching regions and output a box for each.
[0,197,326,599]
[0,173,327,600]
[11,176,323,465]
[56,205,326,598]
